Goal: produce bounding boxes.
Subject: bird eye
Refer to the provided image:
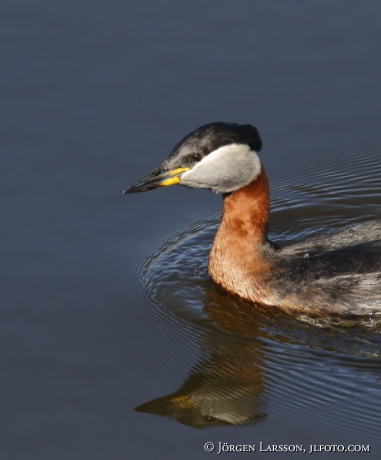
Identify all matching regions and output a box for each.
[192,153,202,162]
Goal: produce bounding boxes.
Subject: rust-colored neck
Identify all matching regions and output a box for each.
[208,167,271,301]
[221,167,270,245]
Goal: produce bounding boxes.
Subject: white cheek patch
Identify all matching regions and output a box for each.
[180,143,261,193]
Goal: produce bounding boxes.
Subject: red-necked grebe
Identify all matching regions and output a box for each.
[124,122,381,318]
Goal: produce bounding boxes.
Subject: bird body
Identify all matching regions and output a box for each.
[124,122,381,319]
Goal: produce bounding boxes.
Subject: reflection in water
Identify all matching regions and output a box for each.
[136,287,267,428]
[136,280,381,428]
[136,234,381,429]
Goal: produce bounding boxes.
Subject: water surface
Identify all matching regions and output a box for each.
[2,0,381,458]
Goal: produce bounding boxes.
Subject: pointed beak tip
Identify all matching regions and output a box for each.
[123,187,140,194]
[123,167,189,195]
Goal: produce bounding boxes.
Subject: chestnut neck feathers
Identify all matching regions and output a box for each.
[208,168,273,302]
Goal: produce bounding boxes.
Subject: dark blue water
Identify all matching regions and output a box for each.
[2,1,381,458]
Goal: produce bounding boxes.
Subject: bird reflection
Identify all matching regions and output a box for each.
[135,286,269,428]
[135,278,381,428]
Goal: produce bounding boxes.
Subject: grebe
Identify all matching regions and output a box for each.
[124,122,381,318]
